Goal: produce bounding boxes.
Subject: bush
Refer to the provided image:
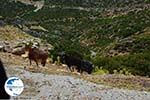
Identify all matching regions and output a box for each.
[93,52,150,76]
[93,66,109,75]
[145,0,150,3]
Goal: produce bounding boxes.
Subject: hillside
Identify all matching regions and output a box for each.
[0,0,150,77]
[0,25,150,99]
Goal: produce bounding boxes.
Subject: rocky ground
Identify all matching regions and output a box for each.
[5,64,150,100]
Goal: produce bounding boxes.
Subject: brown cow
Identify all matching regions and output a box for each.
[25,44,48,67]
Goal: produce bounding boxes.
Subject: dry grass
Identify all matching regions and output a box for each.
[0,25,31,41]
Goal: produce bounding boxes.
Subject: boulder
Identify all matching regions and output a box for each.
[12,47,25,56]
[3,45,12,53]
[21,52,28,58]
[0,45,4,52]
[0,20,5,26]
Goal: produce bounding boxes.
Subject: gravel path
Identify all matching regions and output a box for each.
[5,67,150,100]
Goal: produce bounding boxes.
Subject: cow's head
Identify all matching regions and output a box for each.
[58,52,67,64]
[82,60,94,74]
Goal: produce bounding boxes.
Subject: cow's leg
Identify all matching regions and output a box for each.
[70,66,75,72]
[77,66,83,75]
[29,59,32,66]
[41,60,46,67]
[76,67,81,73]
[34,59,39,67]
[72,66,75,72]
[36,62,39,67]
[68,65,73,72]
[80,70,83,75]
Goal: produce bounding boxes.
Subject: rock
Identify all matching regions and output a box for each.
[21,52,28,58]
[11,18,24,28]
[3,41,9,45]
[0,41,12,53]
[0,45,4,52]
[12,47,25,56]
[25,30,42,37]
[32,42,40,48]
[3,45,12,53]
[109,50,115,54]
[90,50,96,57]
[0,20,5,26]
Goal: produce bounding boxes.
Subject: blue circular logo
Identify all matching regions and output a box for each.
[4,77,24,97]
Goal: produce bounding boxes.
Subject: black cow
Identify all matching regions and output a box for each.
[0,59,10,99]
[59,52,82,72]
[59,52,94,74]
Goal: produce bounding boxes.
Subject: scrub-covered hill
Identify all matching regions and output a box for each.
[0,0,150,76]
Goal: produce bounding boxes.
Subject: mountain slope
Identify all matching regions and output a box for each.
[0,0,150,76]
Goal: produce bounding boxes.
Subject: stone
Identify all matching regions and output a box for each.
[0,45,4,51]
[3,45,12,53]
[12,47,25,56]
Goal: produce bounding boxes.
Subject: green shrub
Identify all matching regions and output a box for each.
[145,0,150,3]
[93,52,150,76]
[93,66,109,75]
[56,56,61,65]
